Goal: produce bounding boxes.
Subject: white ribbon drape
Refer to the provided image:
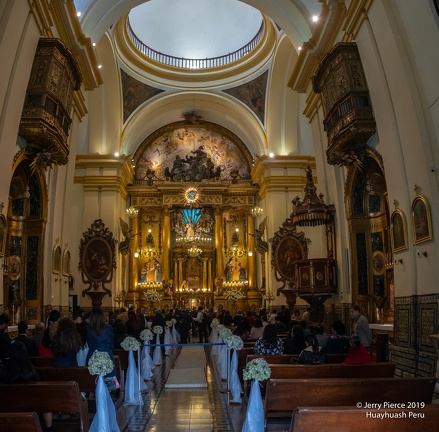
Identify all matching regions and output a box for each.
[228,350,242,404]
[89,375,120,432]
[164,327,172,355]
[141,341,154,380]
[242,380,264,432]
[124,350,144,405]
[153,333,162,365]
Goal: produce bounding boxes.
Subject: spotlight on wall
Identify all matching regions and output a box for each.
[417,249,428,258]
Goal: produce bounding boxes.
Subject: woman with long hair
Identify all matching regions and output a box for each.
[253,323,284,355]
[85,308,117,390]
[51,317,84,366]
[39,309,61,357]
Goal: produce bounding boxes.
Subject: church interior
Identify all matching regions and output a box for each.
[1,0,439,421]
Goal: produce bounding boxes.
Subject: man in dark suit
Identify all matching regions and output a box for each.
[14,320,38,356]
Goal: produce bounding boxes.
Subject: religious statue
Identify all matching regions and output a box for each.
[254,216,268,254]
[118,217,135,255]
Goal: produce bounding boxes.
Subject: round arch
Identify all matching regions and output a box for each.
[121,90,267,158]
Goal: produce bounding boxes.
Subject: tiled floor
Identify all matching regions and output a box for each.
[116,346,247,431]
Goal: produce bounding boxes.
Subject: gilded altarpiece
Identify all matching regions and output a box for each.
[126,120,261,312]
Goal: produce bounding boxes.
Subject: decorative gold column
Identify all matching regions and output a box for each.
[207,258,212,292]
[162,208,171,280]
[178,258,184,290]
[174,258,179,290]
[214,206,224,280]
[202,257,208,289]
[130,217,139,292]
[247,213,256,289]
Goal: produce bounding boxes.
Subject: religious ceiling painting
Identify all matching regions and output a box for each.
[121,69,164,123]
[223,70,268,125]
[133,121,253,183]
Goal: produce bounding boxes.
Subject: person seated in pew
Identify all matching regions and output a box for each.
[0,340,53,432]
[250,318,264,339]
[284,324,307,355]
[39,309,61,357]
[344,335,371,364]
[233,320,252,340]
[113,321,129,349]
[51,317,84,367]
[325,320,350,354]
[254,323,284,355]
[14,320,38,357]
[296,333,327,364]
[315,323,329,348]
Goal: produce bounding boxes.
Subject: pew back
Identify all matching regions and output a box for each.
[289,405,439,432]
[0,381,89,432]
[0,412,43,432]
[264,377,436,431]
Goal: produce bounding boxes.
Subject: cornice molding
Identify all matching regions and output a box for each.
[251,155,316,199]
[74,155,134,200]
[288,0,347,93]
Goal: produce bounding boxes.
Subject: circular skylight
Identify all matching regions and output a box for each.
[128,0,263,65]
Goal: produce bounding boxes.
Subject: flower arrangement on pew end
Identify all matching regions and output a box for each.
[153,325,163,335]
[121,336,140,351]
[224,335,244,351]
[243,357,271,382]
[242,357,272,431]
[88,350,114,376]
[140,329,153,342]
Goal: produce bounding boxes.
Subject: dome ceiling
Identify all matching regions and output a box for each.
[128,0,263,62]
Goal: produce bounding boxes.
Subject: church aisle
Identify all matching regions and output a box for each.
[115,346,247,431]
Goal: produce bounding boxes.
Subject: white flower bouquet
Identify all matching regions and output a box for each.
[143,289,163,302]
[210,318,220,329]
[219,327,233,340]
[88,350,114,376]
[243,358,271,381]
[223,288,245,302]
[224,335,244,351]
[171,318,177,325]
[140,329,153,341]
[121,336,140,351]
[166,320,172,328]
[153,325,163,335]
[216,324,225,333]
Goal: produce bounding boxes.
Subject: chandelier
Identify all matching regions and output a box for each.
[250,206,263,217]
[175,234,212,249]
[291,166,335,227]
[188,246,202,257]
[126,206,139,219]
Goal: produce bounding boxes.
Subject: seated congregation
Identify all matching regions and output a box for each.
[0,305,438,432]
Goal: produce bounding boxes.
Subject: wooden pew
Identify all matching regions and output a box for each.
[29,356,54,367]
[289,405,439,432]
[244,362,396,396]
[0,381,89,432]
[326,353,347,363]
[35,356,123,409]
[246,354,298,364]
[264,377,436,431]
[0,412,43,432]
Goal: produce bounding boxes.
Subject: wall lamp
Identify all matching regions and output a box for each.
[394,258,403,265]
[417,248,428,258]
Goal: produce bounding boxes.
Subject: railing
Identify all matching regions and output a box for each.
[127,18,264,69]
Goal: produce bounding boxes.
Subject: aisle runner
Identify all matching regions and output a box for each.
[165,345,207,388]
